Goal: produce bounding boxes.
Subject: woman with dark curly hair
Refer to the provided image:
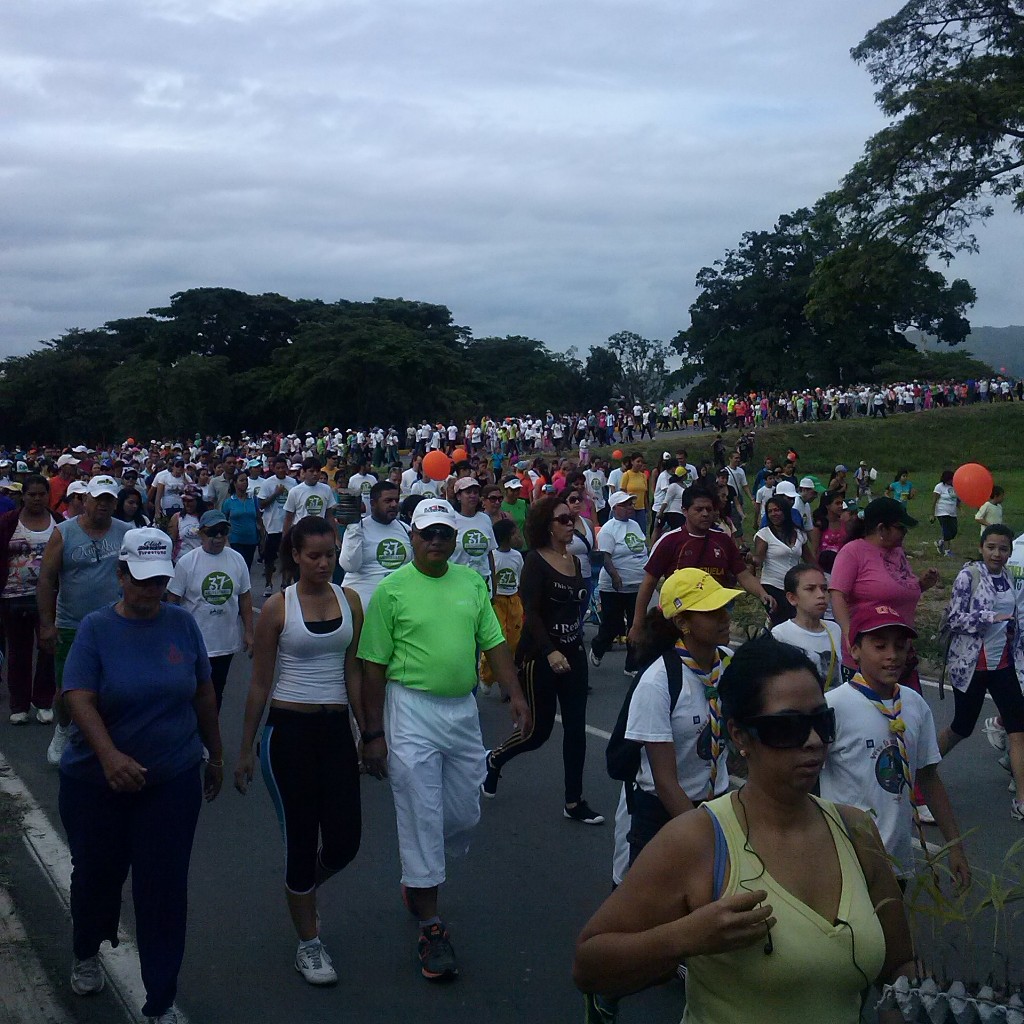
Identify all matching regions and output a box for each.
[482,495,603,825]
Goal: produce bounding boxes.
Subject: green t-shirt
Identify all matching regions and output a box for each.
[358,561,504,697]
[501,498,527,536]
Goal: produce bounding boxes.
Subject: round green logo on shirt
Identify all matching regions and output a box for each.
[624,531,646,554]
[305,495,325,516]
[201,571,234,606]
[376,538,408,570]
[462,529,489,557]
[497,567,517,589]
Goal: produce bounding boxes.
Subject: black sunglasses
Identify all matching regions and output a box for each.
[744,708,836,749]
[566,495,582,503]
[552,514,574,526]
[204,526,230,538]
[418,525,456,542]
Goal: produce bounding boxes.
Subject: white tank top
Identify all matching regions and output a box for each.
[271,584,353,704]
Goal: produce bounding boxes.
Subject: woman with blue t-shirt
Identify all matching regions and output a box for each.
[222,472,259,568]
[886,469,915,507]
[58,528,222,1024]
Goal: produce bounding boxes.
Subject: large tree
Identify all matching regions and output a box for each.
[675,207,975,392]
[832,0,1024,258]
[606,332,673,405]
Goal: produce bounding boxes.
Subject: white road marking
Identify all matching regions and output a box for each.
[0,753,191,1024]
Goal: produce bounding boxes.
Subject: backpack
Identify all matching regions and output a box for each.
[936,561,983,697]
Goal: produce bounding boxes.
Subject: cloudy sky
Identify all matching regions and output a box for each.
[1,0,1019,359]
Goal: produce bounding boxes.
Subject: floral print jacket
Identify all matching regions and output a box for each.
[945,562,1024,691]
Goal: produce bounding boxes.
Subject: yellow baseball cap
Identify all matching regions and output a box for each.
[659,569,742,615]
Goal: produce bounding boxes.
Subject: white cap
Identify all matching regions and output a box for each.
[66,481,89,497]
[119,527,174,580]
[775,480,798,498]
[56,454,80,468]
[798,477,816,490]
[71,445,89,454]
[502,478,522,490]
[411,500,458,530]
[454,477,481,492]
[608,491,636,508]
[86,475,120,498]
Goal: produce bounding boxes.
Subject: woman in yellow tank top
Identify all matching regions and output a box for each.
[574,638,914,1023]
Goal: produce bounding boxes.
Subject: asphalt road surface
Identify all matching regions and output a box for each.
[1,613,1019,1024]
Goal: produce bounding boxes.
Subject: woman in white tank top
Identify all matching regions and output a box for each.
[234,516,365,987]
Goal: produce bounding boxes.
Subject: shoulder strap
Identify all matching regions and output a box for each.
[702,805,729,901]
[661,651,684,712]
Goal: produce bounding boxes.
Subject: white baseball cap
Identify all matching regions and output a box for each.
[775,480,798,498]
[412,500,458,530]
[454,477,481,492]
[66,481,89,496]
[86,476,120,498]
[502,478,522,490]
[608,491,636,508]
[56,454,80,468]
[798,477,817,490]
[119,527,174,580]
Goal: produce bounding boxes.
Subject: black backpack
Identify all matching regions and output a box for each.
[606,652,684,794]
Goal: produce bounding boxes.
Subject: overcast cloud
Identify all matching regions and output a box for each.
[1,0,1019,359]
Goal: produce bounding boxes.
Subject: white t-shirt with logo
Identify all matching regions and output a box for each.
[819,682,941,877]
[770,618,842,690]
[597,518,648,592]
[450,511,496,582]
[284,481,338,523]
[626,653,731,801]
[411,479,440,500]
[584,469,607,511]
[256,475,296,534]
[493,548,524,597]
[167,546,251,657]
[348,472,378,514]
[154,469,188,513]
[337,517,412,611]
[933,483,959,517]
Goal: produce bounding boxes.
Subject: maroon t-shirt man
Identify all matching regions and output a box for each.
[643,526,746,587]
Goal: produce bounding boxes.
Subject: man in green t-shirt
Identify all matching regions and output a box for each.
[499,477,528,537]
[358,499,530,983]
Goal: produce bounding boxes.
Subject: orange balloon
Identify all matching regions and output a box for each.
[451,448,468,462]
[612,449,624,460]
[422,450,451,481]
[952,463,993,508]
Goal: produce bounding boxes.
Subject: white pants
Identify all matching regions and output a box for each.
[611,786,630,887]
[385,683,487,888]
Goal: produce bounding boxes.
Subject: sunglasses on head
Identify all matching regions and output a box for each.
[743,708,836,749]
[204,526,230,538]
[552,514,574,526]
[419,525,455,542]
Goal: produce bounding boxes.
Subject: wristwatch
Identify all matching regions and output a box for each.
[361,729,385,744]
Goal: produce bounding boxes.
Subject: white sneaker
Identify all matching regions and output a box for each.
[915,804,936,825]
[147,1008,181,1024]
[999,753,1012,773]
[34,706,54,725]
[983,716,1007,751]
[295,940,337,985]
[263,584,273,598]
[1011,778,1017,795]
[70,955,105,995]
[9,711,29,725]
[46,724,70,766]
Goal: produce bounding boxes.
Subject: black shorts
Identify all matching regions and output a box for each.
[263,532,282,570]
[939,515,959,542]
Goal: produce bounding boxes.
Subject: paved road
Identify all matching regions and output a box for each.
[1,615,1020,1023]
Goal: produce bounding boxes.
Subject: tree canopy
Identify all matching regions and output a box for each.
[0,288,669,444]
[831,0,1024,258]
[674,207,975,393]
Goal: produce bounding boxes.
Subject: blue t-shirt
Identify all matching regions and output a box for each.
[222,495,259,545]
[60,604,212,786]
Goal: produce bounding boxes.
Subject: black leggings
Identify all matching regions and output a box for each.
[210,654,234,712]
[592,589,639,671]
[260,707,361,893]
[950,665,1024,737]
[490,647,589,803]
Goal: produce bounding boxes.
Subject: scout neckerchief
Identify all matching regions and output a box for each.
[849,673,912,792]
[675,642,724,798]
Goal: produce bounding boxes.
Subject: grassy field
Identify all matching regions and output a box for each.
[598,402,1024,668]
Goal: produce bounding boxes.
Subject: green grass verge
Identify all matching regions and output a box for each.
[601,402,1024,669]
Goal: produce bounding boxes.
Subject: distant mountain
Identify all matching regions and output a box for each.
[908,325,1024,376]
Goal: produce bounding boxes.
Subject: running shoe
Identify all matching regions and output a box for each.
[294,940,338,985]
[9,711,29,725]
[983,716,1008,751]
[1010,778,1017,795]
[46,724,69,766]
[564,800,605,825]
[263,584,273,598]
[1012,799,1024,821]
[147,1009,181,1024]
[71,955,105,995]
[418,922,458,981]
[934,540,943,555]
[481,753,500,799]
[915,804,936,825]
[33,706,54,725]
[589,647,601,668]
[999,753,1012,773]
